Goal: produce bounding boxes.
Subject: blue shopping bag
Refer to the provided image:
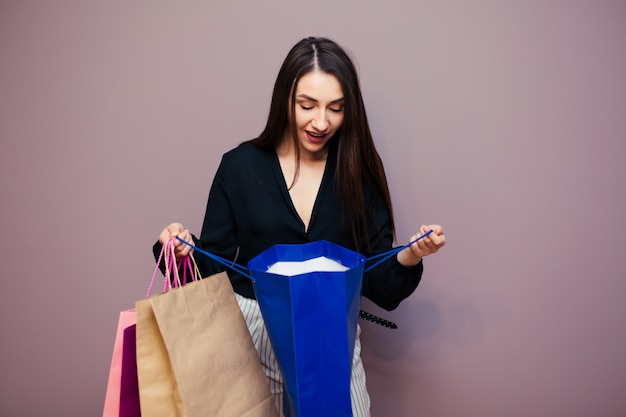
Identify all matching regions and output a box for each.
[248,240,366,417]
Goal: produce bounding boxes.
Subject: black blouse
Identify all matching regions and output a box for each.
[155,141,423,311]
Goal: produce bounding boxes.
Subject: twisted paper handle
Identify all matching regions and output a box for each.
[147,239,199,297]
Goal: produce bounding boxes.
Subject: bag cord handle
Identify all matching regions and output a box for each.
[175,229,433,279]
[175,237,255,281]
[364,229,433,272]
[147,239,200,298]
[174,232,434,330]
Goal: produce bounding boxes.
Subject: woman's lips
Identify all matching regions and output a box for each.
[306,131,327,143]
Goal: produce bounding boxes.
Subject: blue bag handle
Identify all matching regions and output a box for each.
[364,229,433,272]
[177,229,433,277]
[175,237,255,281]
[175,232,434,329]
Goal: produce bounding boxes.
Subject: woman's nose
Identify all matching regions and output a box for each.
[311,112,329,131]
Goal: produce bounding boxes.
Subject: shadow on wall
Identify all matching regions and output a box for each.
[361,283,510,367]
[362,298,444,364]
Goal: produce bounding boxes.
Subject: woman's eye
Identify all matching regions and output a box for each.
[329,107,343,113]
[299,104,313,110]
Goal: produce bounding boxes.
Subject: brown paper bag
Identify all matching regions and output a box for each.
[136,271,278,417]
[135,297,186,417]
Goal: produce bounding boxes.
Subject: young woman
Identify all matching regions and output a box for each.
[157,36,446,416]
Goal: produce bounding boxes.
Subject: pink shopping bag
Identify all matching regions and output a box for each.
[102,309,136,417]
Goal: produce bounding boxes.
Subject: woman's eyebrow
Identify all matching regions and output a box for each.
[297,94,345,104]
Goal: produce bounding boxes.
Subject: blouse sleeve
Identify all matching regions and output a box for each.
[152,155,238,279]
[193,155,240,277]
[359,194,424,311]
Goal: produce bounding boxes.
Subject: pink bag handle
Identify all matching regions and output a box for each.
[179,254,201,286]
[171,250,200,289]
[170,241,200,288]
[147,239,199,298]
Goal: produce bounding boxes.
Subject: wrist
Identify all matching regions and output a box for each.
[397,247,422,267]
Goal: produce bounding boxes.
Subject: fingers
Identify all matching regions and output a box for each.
[174,229,194,258]
[409,224,446,258]
[159,222,194,259]
[424,224,445,249]
[159,222,183,244]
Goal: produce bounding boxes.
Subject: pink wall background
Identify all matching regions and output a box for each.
[1,1,625,416]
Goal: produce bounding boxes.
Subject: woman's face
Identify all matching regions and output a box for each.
[290,71,345,159]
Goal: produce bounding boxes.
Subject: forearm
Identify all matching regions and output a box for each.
[396,246,422,267]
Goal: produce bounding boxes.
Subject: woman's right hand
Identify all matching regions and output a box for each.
[159,222,194,259]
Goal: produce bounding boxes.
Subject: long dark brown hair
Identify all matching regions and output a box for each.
[249,36,395,249]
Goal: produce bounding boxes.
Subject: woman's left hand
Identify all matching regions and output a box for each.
[397,224,446,266]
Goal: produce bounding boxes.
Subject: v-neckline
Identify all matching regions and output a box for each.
[272,151,333,234]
